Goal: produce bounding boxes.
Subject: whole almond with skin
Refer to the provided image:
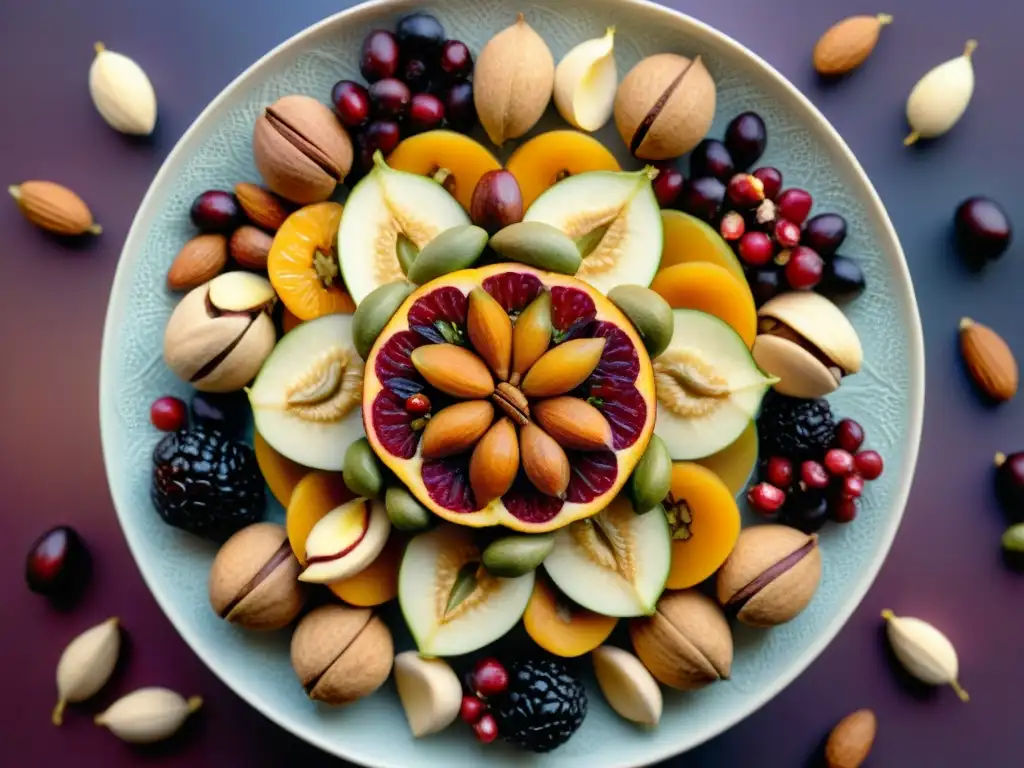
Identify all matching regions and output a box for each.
[959,317,1018,402]
[234,183,292,231]
[813,14,893,76]
[167,234,227,291]
[9,181,101,236]
[420,401,495,459]
[825,709,877,768]
[229,225,273,270]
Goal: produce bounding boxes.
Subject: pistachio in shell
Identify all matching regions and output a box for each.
[629,589,733,690]
[343,437,386,498]
[629,435,672,514]
[352,281,416,360]
[290,604,394,705]
[384,485,433,532]
[752,291,864,399]
[613,53,717,161]
[488,221,582,275]
[481,534,555,578]
[208,523,307,631]
[607,285,674,357]
[405,224,489,285]
[473,13,555,147]
[715,524,822,627]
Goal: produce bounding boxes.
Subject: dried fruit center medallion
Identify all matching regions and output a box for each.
[363,264,656,533]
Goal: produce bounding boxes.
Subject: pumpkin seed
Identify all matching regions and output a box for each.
[396,234,419,276]
[342,438,385,498]
[385,486,433,532]
[607,285,674,358]
[352,281,416,360]
[488,221,582,275]
[629,435,672,514]
[406,224,489,284]
[481,534,555,578]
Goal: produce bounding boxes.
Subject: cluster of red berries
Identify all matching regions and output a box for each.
[748,418,884,532]
[459,657,509,744]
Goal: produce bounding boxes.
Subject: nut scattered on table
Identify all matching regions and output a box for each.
[89,42,157,136]
[882,609,969,701]
[959,317,1018,402]
[52,616,122,726]
[813,14,892,76]
[94,687,202,743]
[904,40,978,146]
[9,181,102,236]
[825,708,877,768]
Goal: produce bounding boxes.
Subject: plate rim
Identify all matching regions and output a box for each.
[98,0,926,765]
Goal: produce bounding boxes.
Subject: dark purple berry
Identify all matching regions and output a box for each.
[679,176,726,221]
[401,59,433,92]
[190,190,241,233]
[955,196,1013,265]
[396,12,446,56]
[724,112,767,170]
[802,213,847,257]
[440,40,473,81]
[444,82,476,133]
[361,120,402,156]
[360,30,400,82]
[817,255,866,302]
[26,526,91,603]
[369,78,411,120]
[752,167,783,201]
[747,265,784,306]
[330,80,370,129]
[688,139,734,181]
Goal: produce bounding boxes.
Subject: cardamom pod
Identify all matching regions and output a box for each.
[95,687,202,743]
[882,610,969,701]
[53,616,122,725]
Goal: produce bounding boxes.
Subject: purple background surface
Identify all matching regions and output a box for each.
[2,0,1022,765]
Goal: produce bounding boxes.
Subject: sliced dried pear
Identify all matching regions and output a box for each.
[654,310,776,461]
[399,525,535,657]
[249,314,365,471]
[543,495,671,617]
[338,152,469,304]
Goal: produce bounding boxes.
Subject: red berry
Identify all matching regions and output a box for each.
[831,497,858,523]
[835,419,865,453]
[765,456,793,489]
[360,29,400,82]
[368,78,411,120]
[440,40,474,81]
[472,658,509,697]
[151,396,188,432]
[752,167,783,201]
[776,188,813,225]
[190,190,241,233]
[854,450,884,480]
[653,166,685,208]
[784,245,824,289]
[738,231,775,266]
[460,695,485,725]
[473,713,499,744]
[409,93,445,134]
[330,80,370,128]
[727,173,765,208]
[719,211,746,241]
[824,448,856,477]
[26,525,90,601]
[774,219,801,249]
[360,120,402,156]
[747,482,786,516]
[801,460,831,489]
[841,473,865,499]
[405,393,431,415]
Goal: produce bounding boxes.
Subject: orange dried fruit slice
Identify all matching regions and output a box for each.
[507,130,621,210]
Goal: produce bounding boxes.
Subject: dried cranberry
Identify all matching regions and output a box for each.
[854,450,884,480]
[776,188,813,225]
[150,396,188,432]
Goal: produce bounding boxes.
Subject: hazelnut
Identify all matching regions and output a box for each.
[716,524,822,627]
[163,271,276,393]
[253,94,353,205]
[613,53,717,161]
[290,604,394,705]
[629,589,733,691]
[208,523,307,631]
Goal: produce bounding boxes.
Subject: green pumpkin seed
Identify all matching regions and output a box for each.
[406,224,489,284]
[446,562,479,614]
[607,285,674,358]
[488,221,582,275]
[396,234,419,276]
[629,435,672,514]
[342,438,385,498]
[352,281,416,360]
[1002,523,1024,553]
[481,534,555,578]
[385,485,433,532]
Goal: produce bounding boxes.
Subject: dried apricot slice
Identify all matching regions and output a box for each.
[506,130,621,210]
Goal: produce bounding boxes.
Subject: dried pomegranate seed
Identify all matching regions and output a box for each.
[831,497,858,523]
[405,393,432,415]
[841,473,865,499]
[776,188,813,224]
[801,460,831,489]
[784,245,824,290]
[835,418,866,453]
[473,713,499,744]
[755,198,777,229]
[727,173,765,208]
[765,456,793,489]
[150,396,188,432]
[653,166,685,208]
[752,167,783,201]
[824,449,856,477]
[472,658,509,697]
[460,695,485,724]
[774,219,802,249]
[854,450,884,480]
[747,482,786,516]
[738,231,775,266]
[719,211,746,241]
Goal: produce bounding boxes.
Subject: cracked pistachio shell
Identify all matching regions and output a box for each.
[882,610,969,701]
[758,292,863,374]
[88,43,157,135]
[95,687,202,743]
[752,334,841,399]
[53,617,122,725]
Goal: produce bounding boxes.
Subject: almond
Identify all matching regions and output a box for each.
[519,422,570,498]
[825,708,877,768]
[410,344,495,399]
[229,225,273,270]
[9,181,101,236]
[167,234,228,291]
[813,14,892,76]
[532,396,612,450]
[959,317,1018,402]
[234,183,292,231]
[421,401,495,459]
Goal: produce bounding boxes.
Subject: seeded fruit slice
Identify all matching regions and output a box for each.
[523,576,617,657]
[338,152,469,304]
[363,263,657,533]
[299,497,391,583]
[523,168,663,294]
[386,130,502,212]
[654,310,775,461]
[249,314,364,472]
[399,525,535,657]
[543,495,671,617]
[506,130,621,210]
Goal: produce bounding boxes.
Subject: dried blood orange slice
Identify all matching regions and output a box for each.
[363,264,656,533]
